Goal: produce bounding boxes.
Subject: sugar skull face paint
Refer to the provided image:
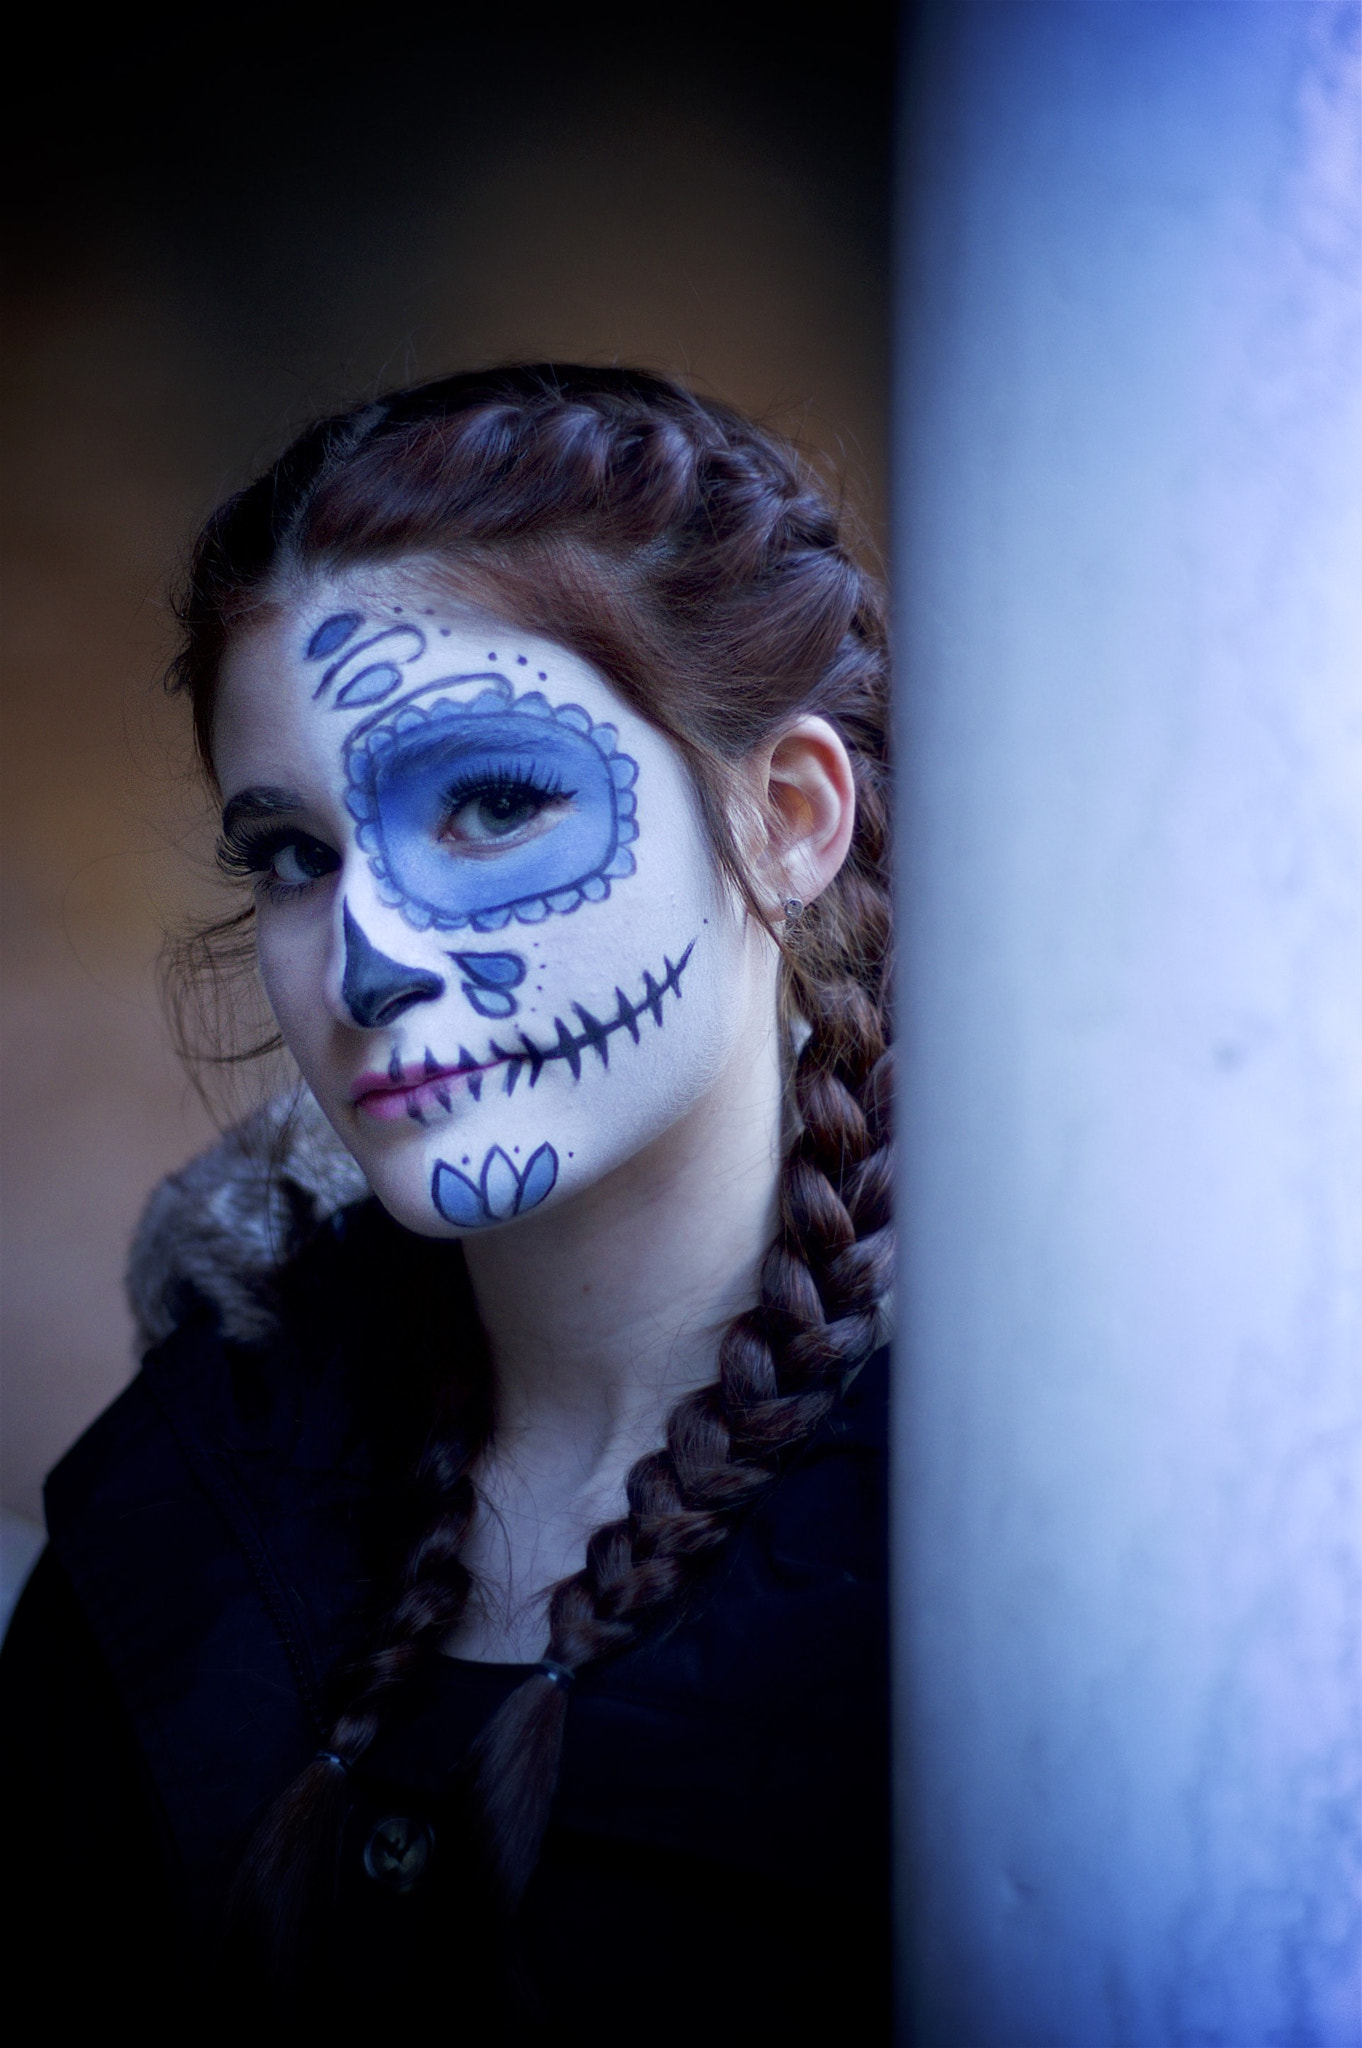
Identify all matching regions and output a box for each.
[343,680,638,932]
[212,569,776,1242]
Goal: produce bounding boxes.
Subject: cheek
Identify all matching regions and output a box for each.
[533,899,753,1107]
[255,910,332,1050]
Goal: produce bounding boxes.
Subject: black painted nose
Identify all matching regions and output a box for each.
[342,903,446,1028]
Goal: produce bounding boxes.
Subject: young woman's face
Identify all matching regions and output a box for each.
[212,569,777,1238]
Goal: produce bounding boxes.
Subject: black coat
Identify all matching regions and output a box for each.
[1,1199,890,2041]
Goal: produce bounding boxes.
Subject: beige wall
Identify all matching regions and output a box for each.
[0,43,889,1519]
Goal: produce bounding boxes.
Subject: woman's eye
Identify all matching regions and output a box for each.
[440,785,568,850]
[267,835,340,888]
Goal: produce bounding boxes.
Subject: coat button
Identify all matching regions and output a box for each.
[362,1813,434,1891]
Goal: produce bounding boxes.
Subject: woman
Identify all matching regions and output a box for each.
[2,366,893,2039]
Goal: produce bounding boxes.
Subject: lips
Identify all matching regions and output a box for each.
[348,939,697,1125]
[351,1054,500,1122]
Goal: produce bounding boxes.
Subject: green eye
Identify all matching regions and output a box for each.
[217,820,342,894]
[271,837,338,885]
[438,775,573,852]
[467,790,546,837]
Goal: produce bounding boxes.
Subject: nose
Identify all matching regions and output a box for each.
[341,902,446,1029]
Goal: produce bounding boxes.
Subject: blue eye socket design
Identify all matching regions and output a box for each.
[344,682,639,932]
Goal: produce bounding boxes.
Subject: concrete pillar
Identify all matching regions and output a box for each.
[892,5,1362,2042]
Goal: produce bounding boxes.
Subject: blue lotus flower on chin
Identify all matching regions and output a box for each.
[431,1143,559,1228]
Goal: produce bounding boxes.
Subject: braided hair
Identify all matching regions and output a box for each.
[169,365,892,1969]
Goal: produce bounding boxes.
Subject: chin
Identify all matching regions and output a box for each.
[359,1129,569,1240]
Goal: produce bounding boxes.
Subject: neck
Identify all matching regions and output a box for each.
[461,1023,785,1471]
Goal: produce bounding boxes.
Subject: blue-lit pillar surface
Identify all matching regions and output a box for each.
[892,5,1361,2044]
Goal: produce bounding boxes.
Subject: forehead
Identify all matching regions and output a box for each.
[214,569,652,786]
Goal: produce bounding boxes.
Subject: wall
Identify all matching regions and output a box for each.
[894,5,1361,2040]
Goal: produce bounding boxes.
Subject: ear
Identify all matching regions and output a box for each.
[759,716,857,912]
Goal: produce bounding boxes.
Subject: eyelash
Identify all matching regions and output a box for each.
[215,764,572,894]
[217,827,337,900]
[440,763,573,809]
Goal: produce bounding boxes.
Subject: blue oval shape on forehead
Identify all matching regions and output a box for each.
[335,662,403,707]
[345,692,634,930]
[307,611,364,660]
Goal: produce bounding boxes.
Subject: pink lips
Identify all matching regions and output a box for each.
[351,1058,498,1122]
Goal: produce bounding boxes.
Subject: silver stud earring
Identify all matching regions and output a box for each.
[782,897,805,923]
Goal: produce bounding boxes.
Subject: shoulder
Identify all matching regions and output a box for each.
[37,1102,462,1911]
[45,1084,478,1643]
[540,1346,891,1887]
[54,1086,463,1555]
[124,1088,368,1353]
[743,1343,890,1582]
[45,1095,460,1670]
[0,1547,194,1997]
[118,1087,473,1430]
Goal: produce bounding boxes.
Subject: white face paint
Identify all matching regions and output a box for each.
[213,570,773,1239]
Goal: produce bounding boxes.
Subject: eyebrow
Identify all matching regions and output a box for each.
[220,786,307,837]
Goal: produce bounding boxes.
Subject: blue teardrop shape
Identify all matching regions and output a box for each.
[307,611,364,660]
[462,984,518,1019]
[452,951,526,989]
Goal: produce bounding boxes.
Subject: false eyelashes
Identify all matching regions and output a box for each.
[345,684,639,933]
[217,825,340,898]
[436,760,576,825]
[440,762,572,800]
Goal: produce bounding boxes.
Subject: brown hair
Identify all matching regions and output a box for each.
[169,364,892,1974]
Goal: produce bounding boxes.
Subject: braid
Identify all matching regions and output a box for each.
[465,836,894,1912]
[175,362,893,1965]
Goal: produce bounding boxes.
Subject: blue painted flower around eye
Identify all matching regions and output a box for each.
[344,682,639,933]
[431,1142,559,1226]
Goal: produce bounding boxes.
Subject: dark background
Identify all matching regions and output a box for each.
[1,7,895,1515]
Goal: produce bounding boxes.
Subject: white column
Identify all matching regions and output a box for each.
[892,6,1362,2043]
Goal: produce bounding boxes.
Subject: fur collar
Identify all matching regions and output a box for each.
[126,1092,893,1358]
[125,1091,368,1354]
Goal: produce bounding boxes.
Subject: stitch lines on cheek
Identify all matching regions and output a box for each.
[343,679,639,933]
[421,938,697,1229]
[355,941,698,1125]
